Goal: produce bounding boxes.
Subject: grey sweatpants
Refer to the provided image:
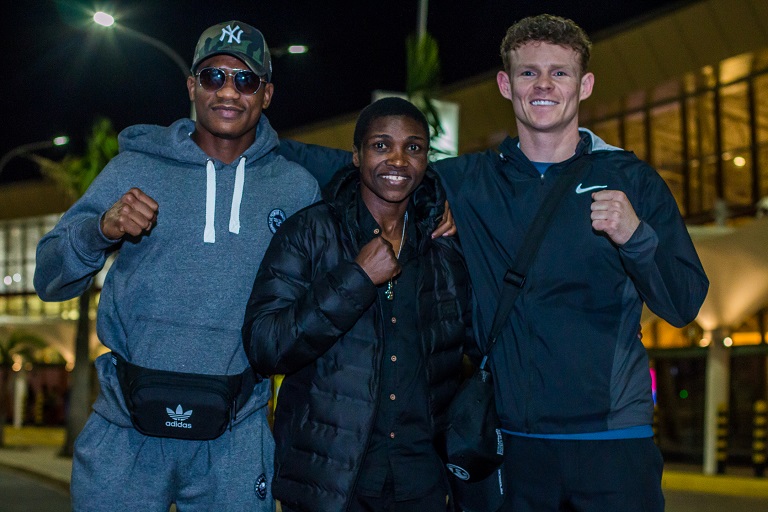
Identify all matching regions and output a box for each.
[71,410,275,512]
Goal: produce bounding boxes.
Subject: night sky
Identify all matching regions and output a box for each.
[1,0,690,183]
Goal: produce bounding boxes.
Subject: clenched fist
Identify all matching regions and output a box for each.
[355,236,402,286]
[101,188,159,240]
[590,190,640,245]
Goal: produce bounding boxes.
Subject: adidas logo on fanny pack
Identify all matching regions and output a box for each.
[165,404,193,429]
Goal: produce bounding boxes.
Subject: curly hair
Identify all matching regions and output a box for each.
[500,14,592,74]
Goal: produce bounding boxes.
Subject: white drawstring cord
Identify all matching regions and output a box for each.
[229,157,245,234]
[204,159,216,243]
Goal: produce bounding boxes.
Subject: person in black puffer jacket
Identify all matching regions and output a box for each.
[242,97,475,512]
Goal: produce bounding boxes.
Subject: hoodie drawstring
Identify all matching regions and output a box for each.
[204,160,216,243]
[204,156,246,244]
[229,157,245,235]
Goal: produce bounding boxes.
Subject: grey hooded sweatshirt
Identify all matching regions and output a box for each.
[34,116,320,427]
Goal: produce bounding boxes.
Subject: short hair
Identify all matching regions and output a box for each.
[500,14,592,74]
[353,97,430,149]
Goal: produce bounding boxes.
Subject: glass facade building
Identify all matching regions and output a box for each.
[583,49,768,222]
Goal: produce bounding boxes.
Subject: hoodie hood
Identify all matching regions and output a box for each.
[118,114,281,166]
[118,114,281,243]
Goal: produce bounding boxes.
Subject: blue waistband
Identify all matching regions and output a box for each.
[502,425,654,440]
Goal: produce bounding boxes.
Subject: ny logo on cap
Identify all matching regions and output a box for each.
[220,24,243,44]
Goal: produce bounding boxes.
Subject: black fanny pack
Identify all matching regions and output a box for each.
[113,353,258,440]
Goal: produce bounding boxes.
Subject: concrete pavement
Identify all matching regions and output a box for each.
[0,426,70,490]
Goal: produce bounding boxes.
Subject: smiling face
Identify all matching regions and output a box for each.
[187,54,273,154]
[497,41,593,141]
[353,115,429,214]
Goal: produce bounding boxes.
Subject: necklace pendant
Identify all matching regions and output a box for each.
[384,211,406,302]
[385,280,394,300]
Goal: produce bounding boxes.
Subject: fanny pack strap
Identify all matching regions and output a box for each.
[112,353,258,413]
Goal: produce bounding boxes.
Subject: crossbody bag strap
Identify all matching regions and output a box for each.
[480,156,593,368]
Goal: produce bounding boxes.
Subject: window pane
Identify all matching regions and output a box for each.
[720,82,752,206]
[591,118,621,148]
[756,74,768,199]
[624,112,646,161]
[687,93,717,215]
[651,102,684,213]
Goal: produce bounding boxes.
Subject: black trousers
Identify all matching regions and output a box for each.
[349,476,450,512]
[282,477,450,512]
[498,435,665,512]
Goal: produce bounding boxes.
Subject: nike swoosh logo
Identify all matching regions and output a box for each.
[575,183,608,194]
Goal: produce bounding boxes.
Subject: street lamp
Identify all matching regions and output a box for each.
[92,11,195,119]
[92,12,190,80]
[91,12,308,121]
[0,136,69,178]
[272,45,309,58]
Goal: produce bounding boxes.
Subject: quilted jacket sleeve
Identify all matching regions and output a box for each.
[242,210,378,376]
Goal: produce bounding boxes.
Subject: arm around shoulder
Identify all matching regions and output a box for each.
[278,139,352,188]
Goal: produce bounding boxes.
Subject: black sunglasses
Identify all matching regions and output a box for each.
[195,67,267,95]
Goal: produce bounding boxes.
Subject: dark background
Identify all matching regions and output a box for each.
[1,0,690,183]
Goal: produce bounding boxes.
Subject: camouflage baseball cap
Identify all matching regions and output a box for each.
[191,21,272,82]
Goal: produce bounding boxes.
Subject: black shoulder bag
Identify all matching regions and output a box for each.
[444,157,592,489]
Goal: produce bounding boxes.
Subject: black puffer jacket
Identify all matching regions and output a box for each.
[242,165,473,512]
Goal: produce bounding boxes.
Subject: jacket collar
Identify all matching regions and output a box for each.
[321,164,446,253]
[499,130,593,167]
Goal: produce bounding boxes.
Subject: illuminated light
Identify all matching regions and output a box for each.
[65,361,75,372]
[679,390,689,399]
[733,156,746,167]
[723,337,733,347]
[699,337,711,347]
[12,273,21,283]
[3,276,11,286]
[12,362,21,372]
[287,45,308,55]
[93,11,115,27]
[53,136,69,146]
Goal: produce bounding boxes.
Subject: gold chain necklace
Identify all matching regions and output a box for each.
[384,211,408,301]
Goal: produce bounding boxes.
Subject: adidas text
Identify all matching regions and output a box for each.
[165,420,193,429]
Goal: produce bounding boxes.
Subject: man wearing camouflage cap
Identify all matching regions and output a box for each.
[35,20,319,511]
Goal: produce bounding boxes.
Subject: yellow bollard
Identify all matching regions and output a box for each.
[716,403,728,474]
[753,400,767,477]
